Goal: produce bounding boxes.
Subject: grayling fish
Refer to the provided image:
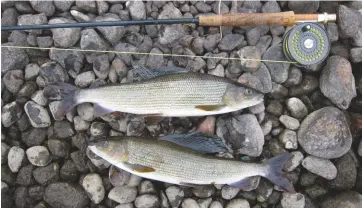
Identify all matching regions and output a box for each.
[50,72,263,119]
[88,136,295,192]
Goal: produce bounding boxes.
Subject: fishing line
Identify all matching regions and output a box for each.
[1,45,297,64]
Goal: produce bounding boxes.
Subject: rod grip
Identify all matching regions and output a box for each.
[199,11,296,26]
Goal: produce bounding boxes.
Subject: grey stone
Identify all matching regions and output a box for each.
[48,18,81,48]
[289,75,319,96]
[49,48,84,78]
[182,198,200,208]
[248,102,265,115]
[95,14,125,45]
[26,146,51,167]
[60,160,78,182]
[288,1,319,13]
[74,116,90,132]
[191,37,205,55]
[1,143,10,165]
[286,98,308,119]
[279,115,300,130]
[135,194,160,208]
[320,191,362,208]
[75,71,95,88]
[212,1,229,14]
[281,193,305,208]
[298,107,352,159]
[8,146,25,173]
[192,186,215,198]
[3,69,24,94]
[245,27,261,46]
[204,34,221,52]
[28,185,45,201]
[331,42,350,59]
[37,36,53,48]
[327,23,339,42]
[160,190,170,208]
[284,66,302,87]
[302,156,337,180]
[54,120,75,139]
[237,46,261,72]
[352,29,362,47]
[218,34,244,52]
[358,140,362,157]
[90,121,109,137]
[267,100,283,117]
[305,184,328,199]
[75,0,97,13]
[97,0,108,15]
[80,29,109,56]
[24,101,51,128]
[114,42,137,65]
[208,64,224,77]
[261,120,272,135]
[17,81,37,99]
[111,58,128,82]
[31,90,47,106]
[127,1,146,20]
[8,30,27,45]
[255,35,272,55]
[166,186,184,208]
[2,8,19,26]
[262,45,290,83]
[37,62,69,87]
[1,101,22,128]
[351,47,362,63]
[116,204,134,208]
[216,114,264,157]
[48,139,70,158]
[13,186,31,208]
[77,103,95,122]
[226,199,250,208]
[93,54,110,79]
[70,150,88,172]
[198,198,212,208]
[1,42,29,74]
[22,128,47,147]
[146,48,165,68]
[187,57,206,72]
[108,185,137,204]
[70,10,91,22]
[82,173,105,204]
[44,182,89,208]
[33,162,59,185]
[138,181,156,195]
[284,151,304,172]
[158,24,185,46]
[262,1,281,13]
[278,129,298,150]
[17,13,47,34]
[329,153,357,189]
[195,2,212,13]
[270,82,288,99]
[221,185,240,200]
[209,201,223,208]
[338,5,362,38]
[29,0,55,16]
[320,56,356,110]
[54,1,74,12]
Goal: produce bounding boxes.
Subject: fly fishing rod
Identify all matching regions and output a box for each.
[1,11,336,66]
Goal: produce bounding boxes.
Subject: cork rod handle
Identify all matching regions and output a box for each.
[199,11,297,27]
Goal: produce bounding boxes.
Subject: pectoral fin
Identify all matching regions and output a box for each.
[160,132,230,154]
[195,104,226,111]
[124,162,155,173]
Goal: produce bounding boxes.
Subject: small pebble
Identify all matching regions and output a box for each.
[24,101,51,128]
[279,115,300,130]
[26,146,51,167]
[302,156,337,180]
[166,186,184,208]
[8,146,25,172]
[221,185,240,200]
[226,199,250,208]
[182,198,200,208]
[135,194,160,208]
[281,193,305,208]
[138,180,157,195]
[82,173,105,204]
[286,98,308,119]
[108,185,137,204]
[284,151,304,172]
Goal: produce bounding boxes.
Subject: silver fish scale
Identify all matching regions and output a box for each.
[125,138,260,182]
[83,73,231,111]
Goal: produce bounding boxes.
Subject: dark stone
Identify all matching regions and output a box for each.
[329,153,357,190]
[22,128,47,147]
[48,139,70,158]
[33,162,60,185]
[44,182,89,208]
[320,191,362,208]
[262,45,290,83]
[16,164,35,186]
[60,160,79,182]
[54,121,75,139]
[338,5,362,38]
[14,186,32,208]
[288,1,319,14]
[28,185,45,201]
[70,150,88,172]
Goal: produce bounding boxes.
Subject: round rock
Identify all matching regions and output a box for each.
[26,146,52,167]
[82,173,105,204]
[302,156,337,180]
[237,46,261,72]
[192,186,215,198]
[1,101,22,128]
[262,45,290,83]
[279,115,300,130]
[1,42,29,74]
[24,101,51,128]
[286,98,308,119]
[281,193,305,208]
[226,199,250,208]
[298,107,352,159]
[320,56,356,110]
[284,151,304,172]
[108,185,137,204]
[321,191,362,208]
[49,18,81,48]
[165,186,184,208]
[44,182,89,208]
[221,185,240,200]
[8,146,25,172]
[138,180,157,195]
[135,194,160,208]
[182,198,200,208]
[3,70,24,93]
[329,153,357,189]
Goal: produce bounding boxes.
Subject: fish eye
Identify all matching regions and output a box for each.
[245,89,253,95]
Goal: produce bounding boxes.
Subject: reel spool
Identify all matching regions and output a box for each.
[283,23,330,66]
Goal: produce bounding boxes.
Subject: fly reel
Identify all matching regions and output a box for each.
[283,23,330,66]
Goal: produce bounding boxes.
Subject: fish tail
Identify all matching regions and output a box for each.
[263,153,296,193]
[52,82,81,119]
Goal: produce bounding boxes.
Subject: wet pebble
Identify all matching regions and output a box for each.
[302,156,337,180]
[26,146,51,167]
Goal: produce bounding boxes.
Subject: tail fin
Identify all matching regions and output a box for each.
[263,153,296,193]
[48,83,81,120]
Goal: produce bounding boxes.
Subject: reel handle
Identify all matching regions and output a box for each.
[198,11,336,27]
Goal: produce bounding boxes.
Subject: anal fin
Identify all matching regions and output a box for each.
[195,104,226,111]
